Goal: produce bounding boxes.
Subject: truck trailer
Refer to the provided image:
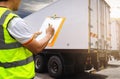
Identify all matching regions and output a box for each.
[23,0,110,77]
[110,19,120,60]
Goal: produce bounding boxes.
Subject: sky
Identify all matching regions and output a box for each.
[105,0,120,18]
[17,0,57,18]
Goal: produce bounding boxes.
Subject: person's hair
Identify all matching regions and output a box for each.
[0,0,8,1]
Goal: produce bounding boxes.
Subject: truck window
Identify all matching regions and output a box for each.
[17,0,58,18]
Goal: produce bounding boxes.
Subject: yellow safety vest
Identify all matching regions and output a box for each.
[0,7,35,79]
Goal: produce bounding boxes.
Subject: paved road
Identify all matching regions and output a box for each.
[34,60,120,79]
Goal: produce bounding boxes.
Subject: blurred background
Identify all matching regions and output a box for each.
[17,0,57,18]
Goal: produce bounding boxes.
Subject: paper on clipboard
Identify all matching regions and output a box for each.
[36,17,65,47]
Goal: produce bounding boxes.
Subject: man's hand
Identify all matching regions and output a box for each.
[46,24,55,38]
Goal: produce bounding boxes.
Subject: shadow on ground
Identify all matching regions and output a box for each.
[56,72,108,79]
[108,64,120,68]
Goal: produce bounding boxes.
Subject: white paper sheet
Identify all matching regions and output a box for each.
[36,17,64,44]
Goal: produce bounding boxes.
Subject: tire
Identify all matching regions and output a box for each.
[85,64,93,70]
[48,56,63,78]
[94,62,100,71]
[34,55,46,73]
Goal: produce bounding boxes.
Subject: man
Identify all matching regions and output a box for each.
[0,0,54,79]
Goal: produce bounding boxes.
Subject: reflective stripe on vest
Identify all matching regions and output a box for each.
[0,55,33,68]
[0,10,22,49]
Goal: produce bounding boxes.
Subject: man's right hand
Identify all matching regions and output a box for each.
[46,24,55,38]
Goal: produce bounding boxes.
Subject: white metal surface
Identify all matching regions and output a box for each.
[90,0,98,49]
[111,19,120,51]
[96,0,110,51]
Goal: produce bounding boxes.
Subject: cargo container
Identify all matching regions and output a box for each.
[110,19,120,60]
[24,0,110,77]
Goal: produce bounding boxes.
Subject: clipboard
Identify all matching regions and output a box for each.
[36,16,65,47]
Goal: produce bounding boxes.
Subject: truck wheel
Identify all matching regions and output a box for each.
[94,62,100,71]
[48,56,63,77]
[34,55,46,73]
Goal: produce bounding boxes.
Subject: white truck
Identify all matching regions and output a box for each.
[110,19,120,60]
[22,0,110,77]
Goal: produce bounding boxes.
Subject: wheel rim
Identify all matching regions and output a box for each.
[50,61,59,73]
[35,58,41,69]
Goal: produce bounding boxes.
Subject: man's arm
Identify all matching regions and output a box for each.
[23,25,54,54]
[8,17,54,54]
